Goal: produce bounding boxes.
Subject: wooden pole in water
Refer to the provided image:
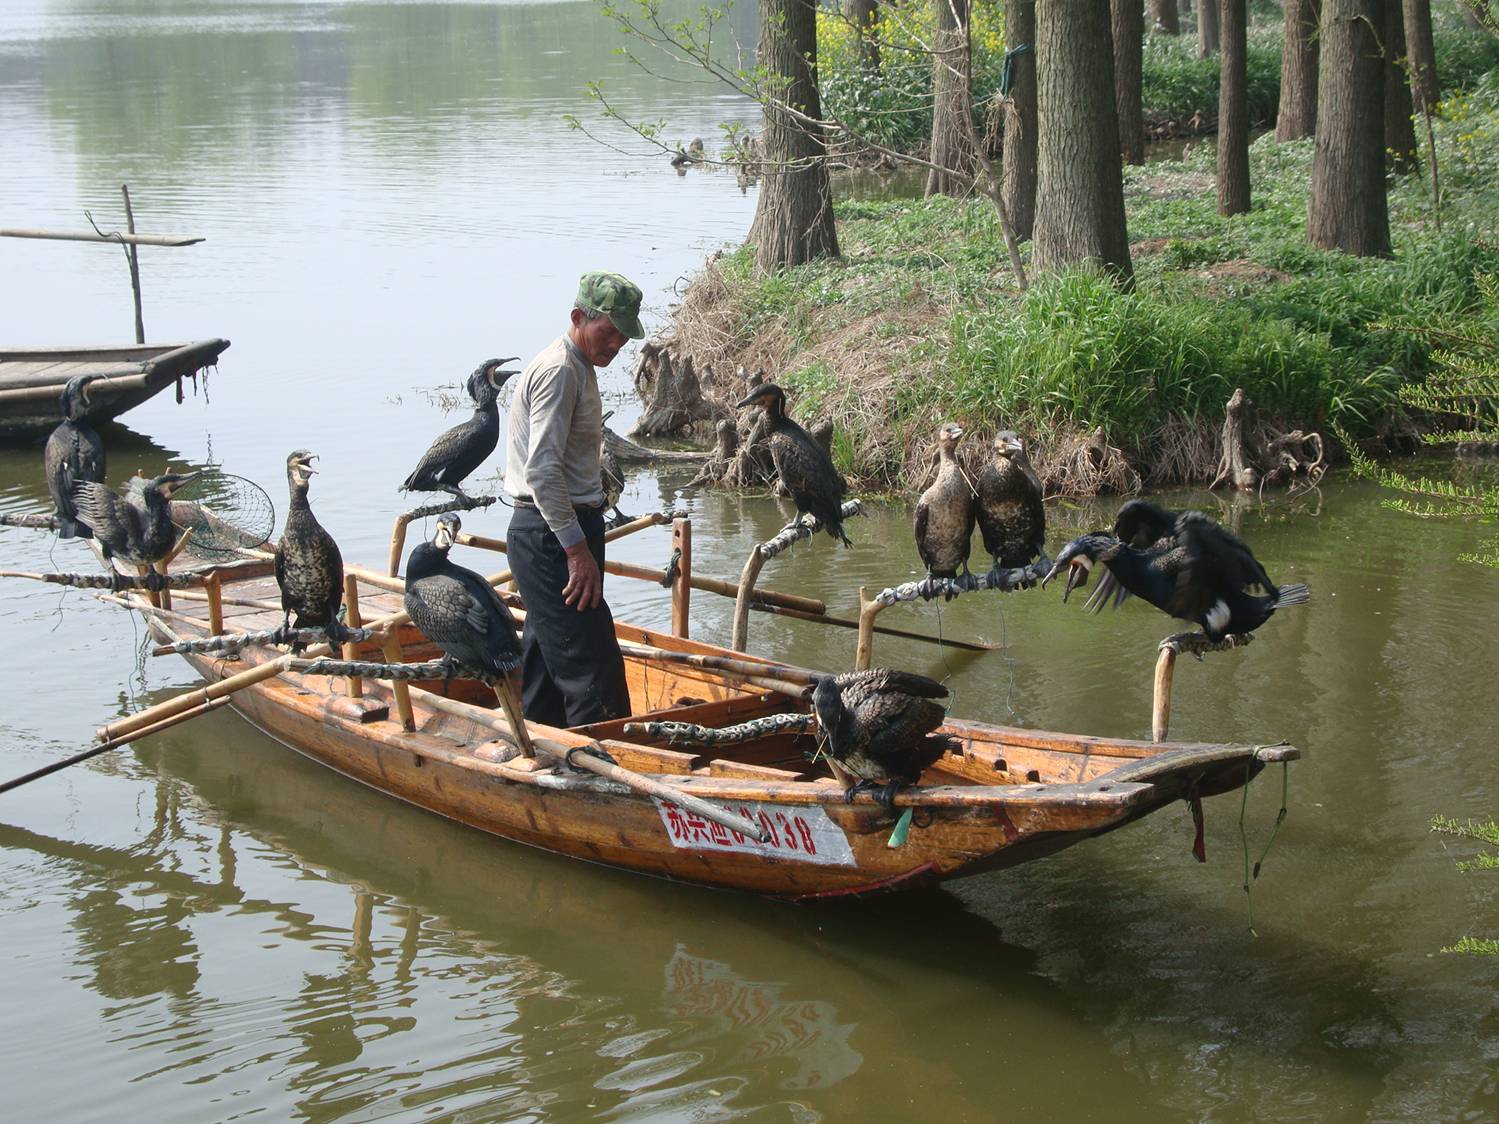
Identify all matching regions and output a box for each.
[121,185,145,345]
[342,574,364,699]
[855,587,880,671]
[670,517,691,638]
[1152,644,1177,742]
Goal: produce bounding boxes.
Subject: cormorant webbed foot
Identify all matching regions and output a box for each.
[843,779,879,804]
[878,779,907,811]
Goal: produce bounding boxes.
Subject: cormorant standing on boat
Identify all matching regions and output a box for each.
[734,383,852,546]
[913,422,975,580]
[974,430,1045,573]
[811,669,960,808]
[1045,511,1309,642]
[274,449,345,650]
[72,470,198,587]
[599,410,628,527]
[400,358,519,503]
[44,374,105,539]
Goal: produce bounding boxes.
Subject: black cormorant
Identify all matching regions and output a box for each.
[599,410,629,527]
[274,450,345,650]
[44,374,105,539]
[72,471,198,586]
[400,358,518,502]
[735,383,852,546]
[1045,511,1309,642]
[1082,498,1181,612]
[974,430,1045,573]
[913,422,975,580]
[811,669,960,807]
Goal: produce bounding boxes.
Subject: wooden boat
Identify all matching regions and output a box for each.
[115,543,1301,901]
[0,339,229,436]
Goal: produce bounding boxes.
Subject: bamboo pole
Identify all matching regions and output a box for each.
[205,571,224,635]
[855,587,878,671]
[381,630,416,731]
[343,574,364,699]
[750,598,994,652]
[670,517,691,638]
[605,558,826,615]
[0,228,204,247]
[96,653,296,744]
[386,494,500,577]
[1153,645,1177,743]
[730,546,767,653]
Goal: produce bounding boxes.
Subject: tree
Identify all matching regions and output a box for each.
[1385,0,1419,172]
[848,0,880,72]
[1112,0,1146,165]
[1034,0,1134,283]
[1001,0,1038,241]
[1403,0,1438,114]
[746,0,840,272]
[927,0,976,196]
[1199,0,1219,55]
[1218,0,1250,214]
[1307,0,1391,257]
[1275,0,1320,141]
[1151,0,1181,34]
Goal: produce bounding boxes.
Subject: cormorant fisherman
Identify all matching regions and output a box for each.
[502,271,638,727]
[274,449,345,651]
[599,410,629,527]
[1045,508,1310,643]
[974,430,1045,575]
[400,357,519,504]
[811,669,960,808]
[72,470,198,589]
[405,513,531,754]
[44,374,105,539]
[913,422,975,582]
[734,382,852,547]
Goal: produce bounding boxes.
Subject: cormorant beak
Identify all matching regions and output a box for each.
[433,514,461,550]
[1058,557,1092,603]
[160,471,200,498]
[735,391,768,410]
[488,358,521,389]
[301,455,319,476]
[1003,436,1024,456]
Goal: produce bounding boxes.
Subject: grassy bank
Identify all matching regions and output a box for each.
[668,70,1499,492]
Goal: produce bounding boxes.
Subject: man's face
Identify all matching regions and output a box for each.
[570,308,630,368]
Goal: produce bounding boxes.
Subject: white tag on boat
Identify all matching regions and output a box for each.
[652,798,856,866]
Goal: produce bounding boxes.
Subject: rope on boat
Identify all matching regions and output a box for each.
[758,500,864,561]
[0,513,61,530]
[153,624,384,656]
[623,712,814,746]
[873,553,1053,606]
[286,656,496,682]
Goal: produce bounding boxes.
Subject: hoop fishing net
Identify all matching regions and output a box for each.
[158,470,276,562]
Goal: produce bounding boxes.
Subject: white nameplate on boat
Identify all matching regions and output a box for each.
[653,798,856,867]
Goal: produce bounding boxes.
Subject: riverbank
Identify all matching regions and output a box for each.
[660,70,1499,494]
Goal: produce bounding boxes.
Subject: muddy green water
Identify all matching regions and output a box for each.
[3,2,1498,1120]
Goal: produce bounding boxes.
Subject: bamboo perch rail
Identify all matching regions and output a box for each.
[623,712,814,746]
[0,227,204,247]
[387,494,500,576]
[730,500,864,653]
[1152,632,1255,741]
[0,555,269,591]
[0,513,63,530]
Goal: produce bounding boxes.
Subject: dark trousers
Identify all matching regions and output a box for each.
[506,504,631,728]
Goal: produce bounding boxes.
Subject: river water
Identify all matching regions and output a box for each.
[2,2,1498,1120]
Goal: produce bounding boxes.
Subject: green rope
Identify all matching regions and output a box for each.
[1239,760,1257,937]
[1238,752,1294,936]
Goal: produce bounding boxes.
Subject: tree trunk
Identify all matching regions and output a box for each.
[1402,0,1437,114]
[1001,0,1038,241]
[1275,0,1320,140]
[1307,0,1391,257]
[927,0,976,196]
[1198,0,1219,54]
[1385,0,1419,172]
[1217,0,1250,214]
[1151,0,1181,33]
[1034,0,1134,284]
[748,0,839,272]
[849,0,880,72]
[1112,0,1146,165]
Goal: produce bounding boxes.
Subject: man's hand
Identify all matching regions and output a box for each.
[561,541,603,611]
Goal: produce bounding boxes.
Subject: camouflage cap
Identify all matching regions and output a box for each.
[576,271,645,340]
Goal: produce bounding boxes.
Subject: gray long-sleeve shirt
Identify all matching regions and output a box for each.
[503,335,604,550]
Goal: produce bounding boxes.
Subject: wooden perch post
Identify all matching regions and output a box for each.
[730,501,863,653]
[670,516,691,638]
[343,574,364,699]
[387,494,498,576]
[1151,632,1255,741]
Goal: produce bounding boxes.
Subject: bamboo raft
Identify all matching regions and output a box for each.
[76,516,1300,900]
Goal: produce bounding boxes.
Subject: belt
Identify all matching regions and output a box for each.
[512,496,606,514]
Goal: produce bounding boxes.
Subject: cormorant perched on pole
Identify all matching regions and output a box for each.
[44,374,105,539]
[274,450,345,650]
[1045,510,1309,642]
[974,430,1045,574]
[913,422,975,580]
[735,382,852,546]
[1082,498,1182,613]
[72,471,198,587]
[400,358,519,503]
[811,669,960,808]
[599,410,629,527]
[404,513,533,755]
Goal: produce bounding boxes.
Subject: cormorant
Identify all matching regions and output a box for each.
[599,410,629,527]
[735,383,852,546]
[274,450,344,650]
[811,669,960,808]
[1045,511,1309,642]
[400,357,519,503]
[405,513,531,753]
[913,422,975,580]
[44,374,105,539]
[974,430,1045,573]
[72,470,198,587]
[1082,498,1181,612]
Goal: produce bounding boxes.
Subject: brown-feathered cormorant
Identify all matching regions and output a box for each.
[44,374,105,539]
[599,410,628,527]
[735,383,852,546]
[1045,510,1309,642]
[811,668,960,807]
[974,430,1045,573]
[72,471,198,587]
[274,450,345,650]
[913,422,975,580]
[400,358,518,502]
